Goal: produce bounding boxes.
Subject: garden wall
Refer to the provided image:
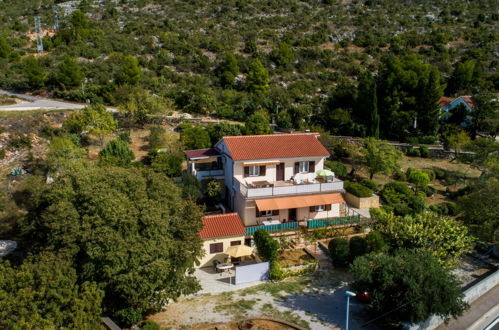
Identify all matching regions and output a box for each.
[344,192,379,209]
[235,262,269,285]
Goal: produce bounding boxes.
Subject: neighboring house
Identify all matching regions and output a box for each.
[439,96,475,126]
[186,133,349,229]
[184,148,224,181]
[198,213,246,267]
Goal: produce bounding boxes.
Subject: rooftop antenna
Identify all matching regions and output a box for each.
[34,15,44,52]
[53,6,60,31]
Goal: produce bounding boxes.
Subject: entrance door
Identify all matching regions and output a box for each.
[288,208,297,221]
[276,163,285,181]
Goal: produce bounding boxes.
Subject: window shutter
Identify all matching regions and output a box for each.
[309,206,315,212]
[309,161,315,173]
[325,204,332,211]
[260,165,266,176]
[244,166,249,177]
[294,162,299,174]
[272,210,279,216]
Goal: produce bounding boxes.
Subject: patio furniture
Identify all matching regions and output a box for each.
[216,263,234,276]
[262,220,281,226]
[213,259,221,273]
[308,173,317,184]
[293,175,303,184]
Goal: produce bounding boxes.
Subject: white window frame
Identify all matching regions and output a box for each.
[249,165,260,177]
[315,205,325,212]
[299,161,309,173]
[260,210,272,217]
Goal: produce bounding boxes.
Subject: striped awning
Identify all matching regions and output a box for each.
[254,193,344,211]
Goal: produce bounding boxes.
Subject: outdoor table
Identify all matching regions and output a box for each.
[252,180,273,188]
[262,220,281,226]
[216,263,234,271]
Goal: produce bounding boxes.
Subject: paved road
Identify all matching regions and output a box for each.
[436,284,499,330]
[0,90,116,112]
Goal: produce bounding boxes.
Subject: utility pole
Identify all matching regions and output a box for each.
[34,15,44,53]
[345,290,356,330]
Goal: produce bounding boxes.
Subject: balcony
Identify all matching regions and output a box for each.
[235,177,344,198]
[192,169,224,181]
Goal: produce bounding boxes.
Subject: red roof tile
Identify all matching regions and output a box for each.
[439,96,452,107]
[200,213,246,239]
[184,148,220,160]
[221,133,330,161]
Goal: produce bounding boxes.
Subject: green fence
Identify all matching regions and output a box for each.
[246,222,300,236]
[306,215,361,229]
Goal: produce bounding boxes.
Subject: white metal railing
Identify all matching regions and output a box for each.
[194,169,224,180]
[236,179,344,198]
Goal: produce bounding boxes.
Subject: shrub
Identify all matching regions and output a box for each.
[151,151,183,176]
[113,307,142,327]
[362,178,378,191]
[324,160,347,179]
[345,181,373,198]
[253,229,278,262]
[423,169,436,181]
[405,148,421,157]
[366,231,387,252]
[392,169,407,181]
[433,168,446,180]
[9,135,32,149]
[409,193,427,213]
[381,181,412,204]
[419,146,431,158]
[141,320,160,330]
[328,238,350,266]
[99,138,135,167]
[429,202,458,216]
[408,170,430,191]
[118,131,132,144]
[419,135,438,144]
[349,236,368,260]
[423,185,436,197]
[0,149,5,160]
[269,262,284,281]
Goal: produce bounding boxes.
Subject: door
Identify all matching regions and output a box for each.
[276,163,285,181]
[288,208,297,221]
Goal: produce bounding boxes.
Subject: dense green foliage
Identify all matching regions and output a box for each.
[349,236,368,260]
[328,237,349,267]
[324,160,347,179]
[351,249,467,323]
[371,209,474,267]
[0,252,104,329]
[99,138,135,166]
[18,166,204,315]
[380,181,426,215]
[254,229,279,263]
[344,181,373,198]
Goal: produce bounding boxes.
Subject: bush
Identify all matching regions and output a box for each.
[113,307,142,327]
[362,178,378,191]
[253,229,278,262]
[423,169,436,181]
[118,131,132,144]
[141,320,160,330]
[99,138,135,167]
[419,135,438,144]
[423,185,436,197]
[405,148,421,157]
[269,262,284,281]
[349,236,368,260]
[328,238,350,266]
[433,168,446,180]
[419,146,431,158]
[324,160,347,179]
[429,202,458,216]
[9,135,32,149]
[392,169,407,181]
[345,181,373,198]
[151,151,183,177]
[0,149,5,160]
[366,231,387,252]
[409,193,427,213]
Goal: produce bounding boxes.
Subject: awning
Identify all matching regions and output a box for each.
[254,193,345,211]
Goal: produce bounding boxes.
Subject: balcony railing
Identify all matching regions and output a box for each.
[246,222,300,236]
[192,169,224,180]
[235,178,344,198]
[307,215,361,229]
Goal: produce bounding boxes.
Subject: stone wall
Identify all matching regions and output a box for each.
[344,192,380,209]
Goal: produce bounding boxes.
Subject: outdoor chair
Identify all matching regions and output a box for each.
[308,173,317,184]
[213,259,221,272]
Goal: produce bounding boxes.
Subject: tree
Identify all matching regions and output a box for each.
[180,125,211,149]
[99,138,135,166]
[245,109,272,135]
[22,55,46,89]
[470,92,499,138]
[371,209,474,267]
[55,55,84,89]
[271,42,294,67]
[218,52,239,87]
[446,60,475,95]
[445,130,471,161]
[0,36,11,58]
[351,249,467,323]
[116,55,142,85]
[458,178,499,243]
[246,59,270,94]
[45,136,86,171]
[205,122,243,145]
[361,138,402,179]
[366,230,387,252]
[408,169,430,192]
[349,236,368,260]
[63,105,118,144]
[417,67,443,136]
[19,166,204,314]
[355,71,379,138]
[151,151,183,177]
[328,238,350,266]
[0,252,103,328]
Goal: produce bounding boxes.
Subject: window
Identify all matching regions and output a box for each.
[249,166,260,176]
[315,205,325,212]
[209,242,223,254]
[261,210,272,217]
[299,161,310,173]
[230,240,241,246]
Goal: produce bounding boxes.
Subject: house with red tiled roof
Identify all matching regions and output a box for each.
[198,213,247,267]
[186,133,349,229]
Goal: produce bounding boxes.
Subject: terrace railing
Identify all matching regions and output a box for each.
[306,215,362,229]
[246,222,300,236]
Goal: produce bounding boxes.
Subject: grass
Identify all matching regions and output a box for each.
[213,298,257,318]
[260,303,311,329]
[0,109,77,118]
[239,276,309,298]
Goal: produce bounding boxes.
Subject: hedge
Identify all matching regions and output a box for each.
[325,160,347,179]
[345,181,373,198]
[328,238,349,267]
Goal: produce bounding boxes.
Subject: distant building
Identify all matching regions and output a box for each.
[439,95,475,127]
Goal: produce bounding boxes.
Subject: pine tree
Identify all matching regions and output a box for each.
[0,36,11,58]
[117,55,142,85]
[418,67,442,136]
[246,59,270,94]
[55,55,84,88]
[23,55,46,89]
